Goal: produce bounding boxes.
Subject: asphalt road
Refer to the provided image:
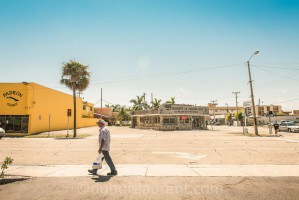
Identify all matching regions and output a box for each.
[0,126,299,199]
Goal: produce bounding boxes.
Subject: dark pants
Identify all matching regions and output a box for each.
[102,150,117,172]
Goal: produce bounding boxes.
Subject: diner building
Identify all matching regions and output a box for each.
[0,82,97,134]
[131,104,209,131]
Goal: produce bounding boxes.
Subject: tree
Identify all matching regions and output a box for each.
[117,106,130,125]
[225,113,232,125]
[276,112,286,116]
[165,97,175,104]
[111,104,121,112]
[235,111,243,125]
[151,98,162,109]
[60,60,91,138]
[126,106,133,112]
[130,95,149,110]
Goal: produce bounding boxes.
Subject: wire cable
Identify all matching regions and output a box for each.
[89,63,243,85]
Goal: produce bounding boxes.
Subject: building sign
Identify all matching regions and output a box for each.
[161,104,209,115]
[181,116,188,120]
[3,91,23,107]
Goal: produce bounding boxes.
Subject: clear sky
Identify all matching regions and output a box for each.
[1,0,299,111]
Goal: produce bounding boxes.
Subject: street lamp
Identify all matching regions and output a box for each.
[247,51,259,135]
[225,103,228,114]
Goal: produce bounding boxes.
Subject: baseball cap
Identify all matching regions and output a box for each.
[97,119,106,124]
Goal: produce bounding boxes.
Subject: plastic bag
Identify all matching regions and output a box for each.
[92,153,104,169]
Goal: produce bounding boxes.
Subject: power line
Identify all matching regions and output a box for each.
[89,63,243,85]
[272,98,299,104]
[251,64,299,71]
[252,66,299,82]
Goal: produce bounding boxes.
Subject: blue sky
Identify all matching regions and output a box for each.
[1,0,299,110]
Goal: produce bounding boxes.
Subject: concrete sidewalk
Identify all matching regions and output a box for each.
[6,164,299,177]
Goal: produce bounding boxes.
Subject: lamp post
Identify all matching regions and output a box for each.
[247,51,259,135]
[232,92,240,126]
[225,103,228,114]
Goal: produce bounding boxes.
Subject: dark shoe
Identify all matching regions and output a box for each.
[107,171,118,176]
[88,169,98,175]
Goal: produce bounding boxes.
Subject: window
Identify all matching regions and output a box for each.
[0,115,29,133]
[180,118,190,124]
[83,105,86,110]
[163,118,176,125]
[154,117,160,124]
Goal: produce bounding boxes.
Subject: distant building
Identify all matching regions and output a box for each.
[0,82,97,134]
[131,104,209,131]
[208,103,284,125]
[94,107,115,124]
[208,103,239,115]
[255,105,282,117]
[291,110,299,116]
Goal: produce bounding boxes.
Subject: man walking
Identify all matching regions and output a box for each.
[88,119,117,176]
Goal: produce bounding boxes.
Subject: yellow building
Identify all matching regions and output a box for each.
[0,82,97,134]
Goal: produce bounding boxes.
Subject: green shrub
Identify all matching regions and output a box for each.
[1,157,13,178]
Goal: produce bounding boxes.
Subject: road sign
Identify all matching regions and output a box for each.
[243,100,250,107]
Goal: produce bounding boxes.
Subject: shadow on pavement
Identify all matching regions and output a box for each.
[0,177,29,185]
[91,176,112,182]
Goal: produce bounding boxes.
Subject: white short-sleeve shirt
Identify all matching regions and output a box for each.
[99,126,111,151]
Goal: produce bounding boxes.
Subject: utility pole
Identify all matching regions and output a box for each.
[258,98,262,117]
[232,92,240,126]
[211,100,218,126]
[247,51,260,135]
[143,93,146,103]
[151,93,153,103]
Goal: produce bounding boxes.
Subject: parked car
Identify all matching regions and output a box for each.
[278,122,299,133]
[277,120,290,125]
[0,127,6,139]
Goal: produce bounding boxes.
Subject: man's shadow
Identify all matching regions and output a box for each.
[91,175,112,183]
[91,175,113,182]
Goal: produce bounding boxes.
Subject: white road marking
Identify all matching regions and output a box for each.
[152,152,207,160]
[277,139,299,143]
[112,134,144,138]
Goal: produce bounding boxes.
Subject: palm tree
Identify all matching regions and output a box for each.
[151,98,162,109]
[165,97,175,104]
[126,106,133,112]
[130,95,149,110]
[60,60,91,138]
[117,106,130,125]
[111,104,121,112]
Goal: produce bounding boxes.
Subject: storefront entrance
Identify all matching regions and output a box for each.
[192,116,204,129]
[0,115,29,133]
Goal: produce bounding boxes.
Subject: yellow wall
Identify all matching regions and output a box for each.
[0,82,97,134]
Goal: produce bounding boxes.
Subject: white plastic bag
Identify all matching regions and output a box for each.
[92,153,104,169]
